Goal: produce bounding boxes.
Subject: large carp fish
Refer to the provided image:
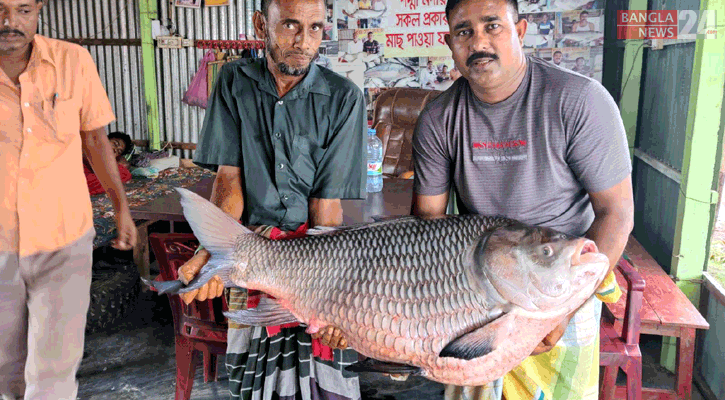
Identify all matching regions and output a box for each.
[146,188,610,386]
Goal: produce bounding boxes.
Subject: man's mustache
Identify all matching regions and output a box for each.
[466,52,497,67]
[0,29,25,37]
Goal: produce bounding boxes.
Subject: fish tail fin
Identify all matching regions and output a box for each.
[175,188,253,291]
[141,277,185,295]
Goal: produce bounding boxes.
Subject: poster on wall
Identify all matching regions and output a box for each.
[556,9,604,47]
[327,0,607,90]
[515,5,605,83]
[325,0,337,40]
[547,0,604,11]
[175,0,202,8]
[336,0,389,30]
[519,0,550,13]
[384,0,451,58]
[520,12,557,48]
[365,57,419,89]
[556,47,593,73]
[338,28,385,65]
[419,56,456,91]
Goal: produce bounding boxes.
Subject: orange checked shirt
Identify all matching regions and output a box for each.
[0,35,115,257]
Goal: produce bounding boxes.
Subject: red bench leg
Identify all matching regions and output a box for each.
[676,329,695,400]
[623,358,642,400]
[600,366,618,399]
[203,349,219,383]
[175,335,197,400]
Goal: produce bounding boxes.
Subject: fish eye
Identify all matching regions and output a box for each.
[541,246,553,257]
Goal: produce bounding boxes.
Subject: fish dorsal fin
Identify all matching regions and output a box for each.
[306,215,421,236]
[222,297,299,326]
[345,357,421,375]
[439,312,515,360]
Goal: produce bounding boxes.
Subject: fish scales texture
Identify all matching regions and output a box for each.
[237,215,515,366]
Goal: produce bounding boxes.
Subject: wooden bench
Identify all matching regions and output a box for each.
[603,236,710,400]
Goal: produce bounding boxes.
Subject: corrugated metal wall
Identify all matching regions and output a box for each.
[40,0,259,158]
[39,0,147,140]
[631,0,699,272]
[155,0,256,159]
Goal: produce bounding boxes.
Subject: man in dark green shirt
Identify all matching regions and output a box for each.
[177,0,366,398]
[193,57,366,231]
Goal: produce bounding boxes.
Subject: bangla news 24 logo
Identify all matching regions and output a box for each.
[617,10,718,40]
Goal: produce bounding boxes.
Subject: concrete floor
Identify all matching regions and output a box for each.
[76,288,708,400]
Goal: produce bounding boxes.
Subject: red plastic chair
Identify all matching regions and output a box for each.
[599,257,646,400]
[149,233,228,400]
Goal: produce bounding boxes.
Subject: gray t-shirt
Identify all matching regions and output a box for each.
[413,56,631,236]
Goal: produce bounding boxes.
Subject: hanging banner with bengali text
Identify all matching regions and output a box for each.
[384,0,452,58]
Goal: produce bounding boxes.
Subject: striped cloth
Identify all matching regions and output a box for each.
[444,270,622,400]
[225,287,361,400]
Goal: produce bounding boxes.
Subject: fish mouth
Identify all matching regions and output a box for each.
[570,239,604,266]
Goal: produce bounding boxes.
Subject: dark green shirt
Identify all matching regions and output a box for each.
[194,58,366,231]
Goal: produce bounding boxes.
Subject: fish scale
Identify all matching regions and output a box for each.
[246,219,500,347]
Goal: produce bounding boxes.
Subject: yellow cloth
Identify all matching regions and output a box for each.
[594,270,622,304]
[446,271,621,400]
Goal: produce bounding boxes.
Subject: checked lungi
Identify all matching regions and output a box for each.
[225,288,361,400]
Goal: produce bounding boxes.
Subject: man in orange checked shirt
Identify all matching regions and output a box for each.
[0,0,137,398]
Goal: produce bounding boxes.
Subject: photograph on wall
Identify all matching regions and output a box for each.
[205,0,230,6]
[338,28,385,69]
[556,9,603,47]
[556,47,594,75]
[518,0,550,14]
[419,56,457,91]
[520,12,557,48]
[325,0,336,40]
[336,0,389,30]
[546,0,604,11]
[365,57,419,89]
[588,45,603,83]
[175,0,201,8]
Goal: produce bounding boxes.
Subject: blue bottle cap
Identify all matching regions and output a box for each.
[368,128,376,136]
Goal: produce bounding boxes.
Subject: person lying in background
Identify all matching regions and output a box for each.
[83,131,133,195]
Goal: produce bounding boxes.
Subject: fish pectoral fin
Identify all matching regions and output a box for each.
[345,358,421,375]
[439,313,514,361]
[222,297,300,326]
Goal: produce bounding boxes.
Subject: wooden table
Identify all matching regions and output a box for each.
[604,236,710,400]
[130,177,414,226]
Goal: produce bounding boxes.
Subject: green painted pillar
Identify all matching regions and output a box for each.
[140,0,161,150]
[665,0,725,372]
[618,0,648,163]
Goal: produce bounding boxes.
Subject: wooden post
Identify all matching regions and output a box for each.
[139,0,161,150]
[667,0,725,373]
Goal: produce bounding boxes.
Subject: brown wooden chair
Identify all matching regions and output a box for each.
[371,88,442,178]
[599,257,646,400]
[149,233,228,400]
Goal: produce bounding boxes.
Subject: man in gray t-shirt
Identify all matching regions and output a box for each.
[412,0,634,398]
[414,56,630,237]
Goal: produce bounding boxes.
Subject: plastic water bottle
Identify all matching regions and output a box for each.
[366,128,383,193]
